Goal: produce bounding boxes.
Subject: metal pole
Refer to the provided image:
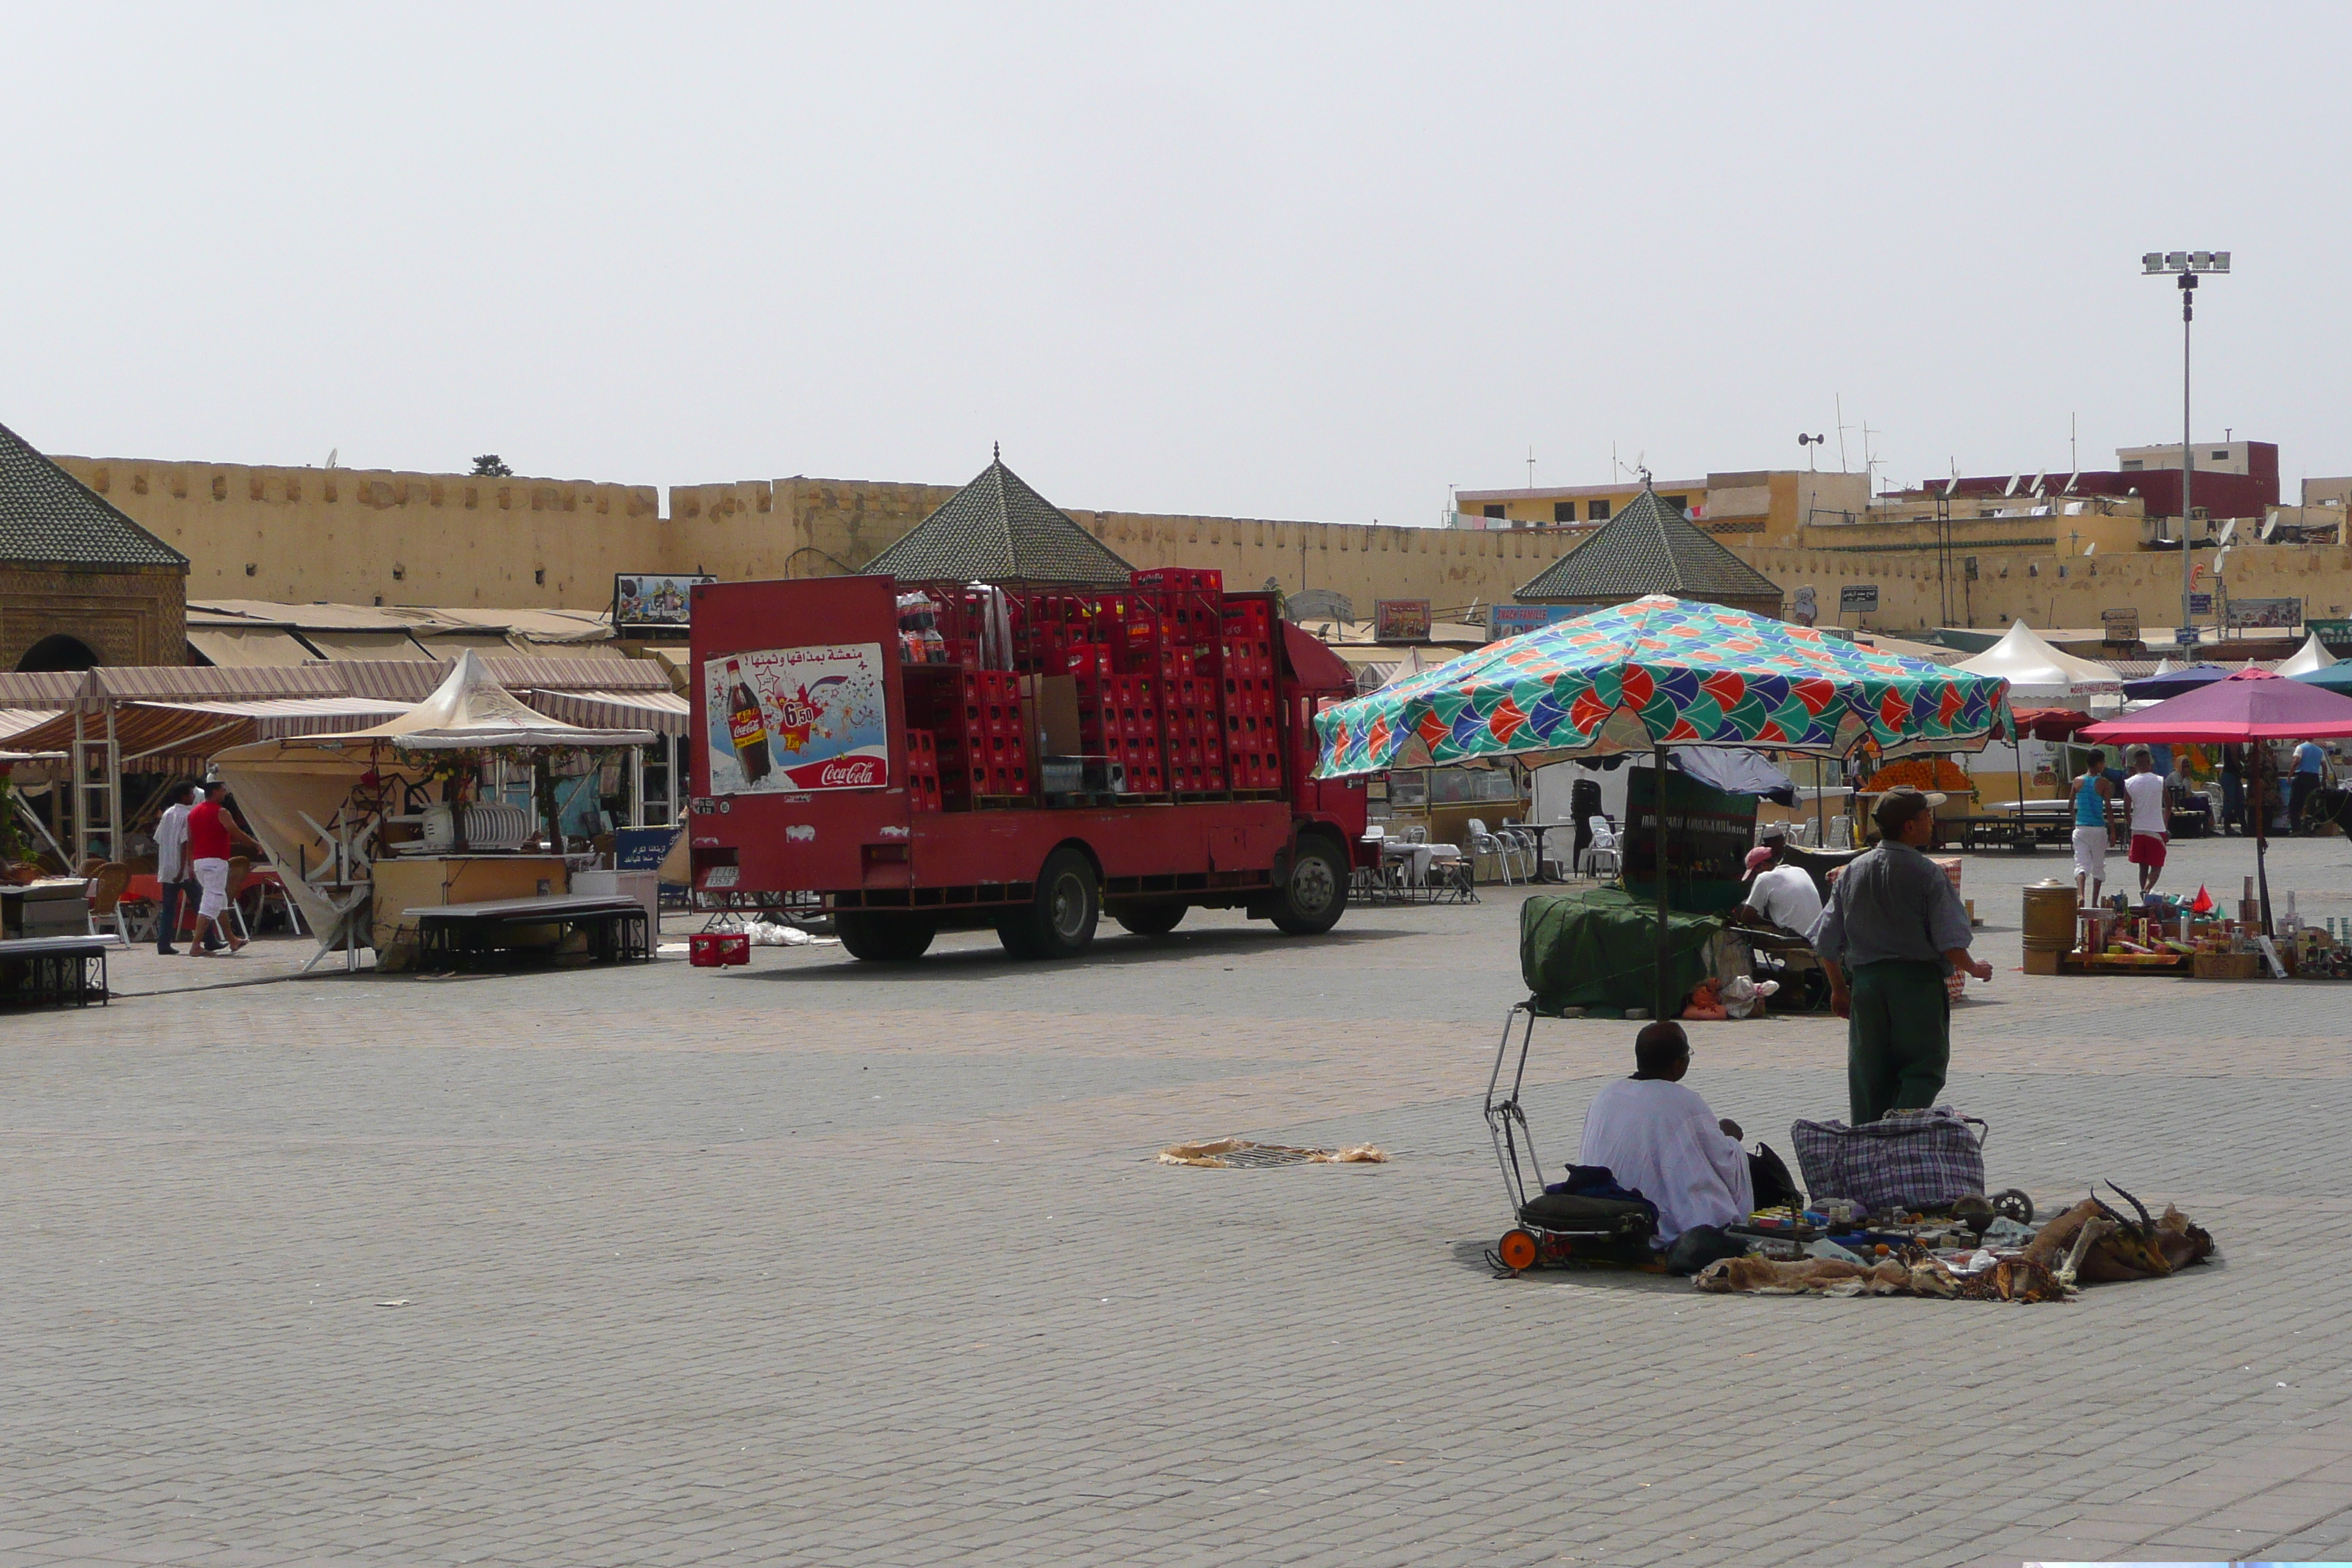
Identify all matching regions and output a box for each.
[2181,274,2195,643]
[1652,742,1672,1022]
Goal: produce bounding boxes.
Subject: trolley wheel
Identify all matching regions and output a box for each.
[1496,1229,1540,1272]
[1992,1188,2035,1225]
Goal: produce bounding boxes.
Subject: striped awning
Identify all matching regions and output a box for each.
[519,687,689,736]
[2,698,410,760]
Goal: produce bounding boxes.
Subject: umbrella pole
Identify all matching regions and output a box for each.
[1654,742,1673,1022]
[2255,744,2274,935]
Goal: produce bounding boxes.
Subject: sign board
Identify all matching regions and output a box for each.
[1283,588,1354,624]
[2307,617,2352,652]
[1839,584,1880,614]
[704,642,889,794]
[614,826,679,871]
[1488,604,1579,642]
[1621,766,1758,914]
[2100,607,2141,641]
[1790,586,1819,626]
[2225,597,2303,631]
[1373,599,1432,642]
[615,573,715,629]
[2190,592,2215,615]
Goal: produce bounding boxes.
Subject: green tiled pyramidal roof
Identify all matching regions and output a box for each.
[1514,485,1779,603]
[0,421,186,569]
[864,454,1134,586]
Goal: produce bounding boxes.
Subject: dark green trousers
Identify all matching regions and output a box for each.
[1847,959,1950,1125]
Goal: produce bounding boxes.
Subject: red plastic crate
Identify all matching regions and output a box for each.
[689,932,751,968]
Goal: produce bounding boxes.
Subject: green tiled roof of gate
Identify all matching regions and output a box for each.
[864,456,1134,585]
[1514,486,1779,603]
[0,422,187,569]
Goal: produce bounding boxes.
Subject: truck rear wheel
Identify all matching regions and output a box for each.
[1112,901,1186,937]
[998,848,1100,960]
[835,912,936,962]
[1270,836,1348,936]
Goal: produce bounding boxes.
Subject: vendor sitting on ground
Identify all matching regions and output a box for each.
[1577,1021,1754,1244]
[1727,840,1823,937]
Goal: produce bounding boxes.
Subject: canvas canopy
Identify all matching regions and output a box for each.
[2276,632,2339,676]
[1951,621,2122,702]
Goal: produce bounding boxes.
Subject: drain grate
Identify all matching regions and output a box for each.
[1210,1143,1322,1169]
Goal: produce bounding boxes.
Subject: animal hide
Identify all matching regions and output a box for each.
[1954,1256,2068,1303]
[1695,1256,1934,1297]
[2156,1205,2215,1270]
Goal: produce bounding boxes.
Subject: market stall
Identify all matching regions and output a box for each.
[214,652,655,970]
[1952,621,2122,818]
[2088,663,2352,959]
[1313,593,2013,1016]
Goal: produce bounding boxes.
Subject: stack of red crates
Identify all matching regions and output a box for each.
[934,669,1028,805]
[1221,597,1280,793]
[1077,673,1163,794]
[904,728,943,812]
[1132,569,1228,794]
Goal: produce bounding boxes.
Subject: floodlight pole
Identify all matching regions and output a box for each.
[2144,249,2227,650]
[2179,271,2196,647]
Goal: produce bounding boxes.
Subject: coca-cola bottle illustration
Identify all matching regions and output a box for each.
[724,658,772,783]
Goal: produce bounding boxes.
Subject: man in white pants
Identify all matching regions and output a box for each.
[184,781,257,957]
[2070,747,2116,909]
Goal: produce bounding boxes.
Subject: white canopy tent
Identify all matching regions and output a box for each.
[1954,622,2123,809]
[214,652,657,956]
[1953,621,2124,703]
[2277,632,2340,676]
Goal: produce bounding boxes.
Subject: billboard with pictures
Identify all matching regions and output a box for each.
[615,573,716,629]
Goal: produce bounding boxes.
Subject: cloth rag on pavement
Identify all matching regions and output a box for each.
[1157,1139,1389,1169]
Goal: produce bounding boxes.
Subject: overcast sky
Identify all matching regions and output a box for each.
[5,5,2346,524]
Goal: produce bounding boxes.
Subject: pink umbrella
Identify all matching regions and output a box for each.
[2083,669,2352,931]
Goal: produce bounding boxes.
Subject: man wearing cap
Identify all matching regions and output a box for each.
[1730,840,1822,940]
[1808,787,1992,1125]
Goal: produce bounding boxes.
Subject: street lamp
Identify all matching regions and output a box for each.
[2142,249,2230,649]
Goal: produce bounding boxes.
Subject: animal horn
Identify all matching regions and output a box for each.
[2104,1180,2154,1228]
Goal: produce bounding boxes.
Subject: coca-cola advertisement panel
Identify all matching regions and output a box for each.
[705,641,890,794]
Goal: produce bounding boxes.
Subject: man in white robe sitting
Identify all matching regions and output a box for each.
[1576,1021,1754,1245]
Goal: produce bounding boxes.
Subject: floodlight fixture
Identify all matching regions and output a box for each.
[2144,250,2230,274]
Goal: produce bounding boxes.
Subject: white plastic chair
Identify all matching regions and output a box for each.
[1466,818,1525,885]
[1580,816,1621,878]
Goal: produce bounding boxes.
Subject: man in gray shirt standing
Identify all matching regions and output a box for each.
[1809,787,1991,1124]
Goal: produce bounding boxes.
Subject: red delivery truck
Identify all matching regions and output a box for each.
[685,569,1369,962]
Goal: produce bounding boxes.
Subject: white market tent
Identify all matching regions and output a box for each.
[1953,621,2123,703]
[1954,622,2122,810]
[215,652,657,954]
[2277,632,2340,676]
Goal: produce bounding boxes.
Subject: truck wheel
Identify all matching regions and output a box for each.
[998,848,1099,960]
[834,912,936,962]
[1112,901,1186,937]
[1270,836,1348,936]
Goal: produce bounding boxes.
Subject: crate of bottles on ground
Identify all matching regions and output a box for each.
[893,570,1285,807]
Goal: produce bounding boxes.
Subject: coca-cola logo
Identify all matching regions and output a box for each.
[817,758,880,787]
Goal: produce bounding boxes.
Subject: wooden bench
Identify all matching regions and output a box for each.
[0,934,116,1009]
[402,895,652,973]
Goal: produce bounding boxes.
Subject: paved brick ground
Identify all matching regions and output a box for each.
[4,831,2351,1566]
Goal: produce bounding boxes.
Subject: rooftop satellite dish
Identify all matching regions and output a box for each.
[1945,473,1964,497]
[2003,473,2023,497]
[2062,471,2081,495]
[2083,542,2097,556]
[325,448,339,470]
[2029,469,2048,496]
[2216,519,2238,546]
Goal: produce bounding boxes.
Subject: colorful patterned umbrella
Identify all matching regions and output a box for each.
[1314,595,2013,777]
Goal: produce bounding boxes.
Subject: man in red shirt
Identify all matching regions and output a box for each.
[185,781,260,957]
